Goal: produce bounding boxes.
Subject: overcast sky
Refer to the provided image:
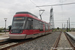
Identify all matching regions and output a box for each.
[0,0,75,28]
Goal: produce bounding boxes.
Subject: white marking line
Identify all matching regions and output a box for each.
[0,42,18,49]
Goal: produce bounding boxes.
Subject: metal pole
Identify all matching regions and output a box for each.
[4,18,7,34]
[5,20,6,34]
[64,24,65,29]
[69,18,70,31]
[67,20,68,32]
[62,23,63,29]
[40,14,42,20]
[39,10,45,20]
[62,23,63,31]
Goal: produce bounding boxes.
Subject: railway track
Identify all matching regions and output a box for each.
[51,32,61,50]
[51,32,75,50]
[0,33,51,50]
[0,39,30,50]
[65,32,75,50]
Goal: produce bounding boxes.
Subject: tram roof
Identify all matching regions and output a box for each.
[14,12,50,24]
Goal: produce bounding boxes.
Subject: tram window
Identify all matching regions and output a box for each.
[33,19,39,29]
[41,22,43,31]
[37,21,43,31]
[45,24,46,30]
[25,18,33,29]
[47,24,49,30]
[45,24,48,31]
[33,19,43,31]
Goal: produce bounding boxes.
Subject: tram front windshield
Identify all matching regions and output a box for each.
[11,17,26,29]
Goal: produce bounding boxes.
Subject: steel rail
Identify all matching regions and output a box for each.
[51,32,74,50]
[0,33,51,50]
[64,32,75,50]
[51,31,62,50]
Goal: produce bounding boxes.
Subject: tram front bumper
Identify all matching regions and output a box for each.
[9,34,26,39]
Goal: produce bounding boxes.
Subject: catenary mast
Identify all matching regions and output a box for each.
[50,8,54,29]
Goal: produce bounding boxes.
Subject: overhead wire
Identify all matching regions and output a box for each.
[36,2,75,7]
[30,0,42,9]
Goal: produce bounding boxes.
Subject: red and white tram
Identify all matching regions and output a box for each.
[9,12,52,39]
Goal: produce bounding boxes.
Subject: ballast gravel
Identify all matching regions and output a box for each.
[10,32,60,50]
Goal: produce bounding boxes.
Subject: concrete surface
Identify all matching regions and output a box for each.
[58,33,71,47]
[67,32,75,40]
[68,32,75,36]
[57,32,73,50]
[0,32,9,42]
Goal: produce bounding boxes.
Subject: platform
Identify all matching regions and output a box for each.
[66,32,75,40]
[0,32,9,42]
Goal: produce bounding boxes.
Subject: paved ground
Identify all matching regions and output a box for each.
[57,32,73,50]
[68,32,75,36]
[10,32,60,50]
[0,32,9,42]
[67,32,75,41]
[67,32,75,46]
[58,33,71,47]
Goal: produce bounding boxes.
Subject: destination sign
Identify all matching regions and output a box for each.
[14,17,25,20]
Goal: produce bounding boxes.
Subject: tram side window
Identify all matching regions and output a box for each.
[38,21,43,31]
[43,23,46,31]
[25,18,33,29]
[48,24,49,30]
[37,21,40,29]
[33,19,39,29]
[45,24,48,31]
[47,24,49,30]
[45,23,46,31]
[41,22,43,31]
[33,19,43,31]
